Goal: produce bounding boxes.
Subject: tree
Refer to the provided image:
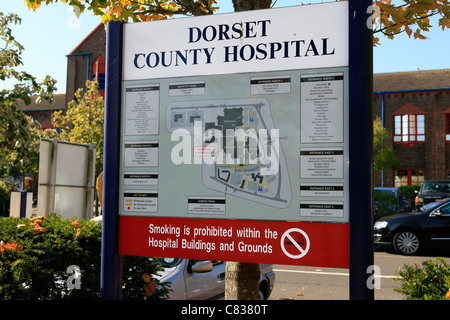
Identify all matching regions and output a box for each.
[373,117,400,172]
[42,80,104,176]
[0,12,56,187]
[0,110,42,184]
[25,0,450,45]
[372,0,450,46]
[26,0,219,23]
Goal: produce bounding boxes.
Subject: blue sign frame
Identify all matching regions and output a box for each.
[101,0,373,300]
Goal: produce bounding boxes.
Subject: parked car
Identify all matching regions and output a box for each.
[153,258,275,300]
[374,197,450,255]
[374,187,412,216]
[415,178,450,211]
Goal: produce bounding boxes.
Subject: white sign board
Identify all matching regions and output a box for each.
[38,139,96,220]
[119,2,350,223]
[123,3,348,80]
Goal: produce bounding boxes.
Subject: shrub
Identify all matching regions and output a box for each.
[0,214,171,300]
[394,257,450,300]
[0,179,14,217]
[399,185,420,210]
[374,189,398,217]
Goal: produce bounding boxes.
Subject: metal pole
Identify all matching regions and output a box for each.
[348,0,374,300]
[20,191,27,218]
[101,21,123,300]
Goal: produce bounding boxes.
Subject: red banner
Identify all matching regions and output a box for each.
[119,216,349,268]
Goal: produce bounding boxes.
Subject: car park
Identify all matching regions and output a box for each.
[374,197,450,255]
[415,178,450,211]
[153,258,275,300]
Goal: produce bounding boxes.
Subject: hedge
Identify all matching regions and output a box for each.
[0,214,171,300]
[395,257,450,300]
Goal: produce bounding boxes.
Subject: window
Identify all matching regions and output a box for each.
[394,114,425,143]
[446,114,450,141]
[439,203,450,215]
[395,169,425,187]
[395,169,408,187]
[92,55,105,98]
[410,169,425,185]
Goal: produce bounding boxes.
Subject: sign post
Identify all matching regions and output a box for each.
[101,0,373,300]
[348,0,374,300]
[101,21,123,300]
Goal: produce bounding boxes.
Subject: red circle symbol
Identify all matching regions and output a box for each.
[280,228,310,259]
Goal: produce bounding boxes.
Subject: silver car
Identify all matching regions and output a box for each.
[154,258,275,300]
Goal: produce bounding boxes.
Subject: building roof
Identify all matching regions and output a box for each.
[374,68,450,92]
[68,23,103,55]
[17,94,66,112]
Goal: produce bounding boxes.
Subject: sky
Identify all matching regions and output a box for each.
[1,0,450,94]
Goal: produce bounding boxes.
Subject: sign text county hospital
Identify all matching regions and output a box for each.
[132,19,337,69]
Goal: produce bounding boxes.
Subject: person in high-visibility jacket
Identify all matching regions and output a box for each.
[96,171,103,208]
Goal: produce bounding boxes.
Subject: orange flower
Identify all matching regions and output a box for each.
[0,240,23,254]
[143,282,157,297]
[446,290,450,300]
[142,273,157,297]
[33,227,48,234]
[142,273,152,283]
[30,216,45,224]
[30,218,43,227]
[28,216,48,234]
[75,228,81,238]
[71,221,81,228]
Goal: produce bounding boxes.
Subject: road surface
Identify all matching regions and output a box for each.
[269,250,450,300]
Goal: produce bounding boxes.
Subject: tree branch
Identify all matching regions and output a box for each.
[373,11,438,34]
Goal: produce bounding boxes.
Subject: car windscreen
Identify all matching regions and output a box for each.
[420,201,443,211]
[422,182,450,193]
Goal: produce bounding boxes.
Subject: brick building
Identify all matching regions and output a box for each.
[17,94,65,130]
[65,23,106,103]
[20,24,106,127]
[373,69,450,187]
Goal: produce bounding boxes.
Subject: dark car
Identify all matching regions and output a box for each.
[374,197,450,255]
[415,178,450,211]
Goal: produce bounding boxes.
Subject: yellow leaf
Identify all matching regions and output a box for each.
[413,29,427,40]
[102,14,112,24]
[404,25,412,37]
[373,36,380,46]
[27,1,42,10]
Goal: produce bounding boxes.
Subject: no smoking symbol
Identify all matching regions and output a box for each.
[281,228,310,259]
